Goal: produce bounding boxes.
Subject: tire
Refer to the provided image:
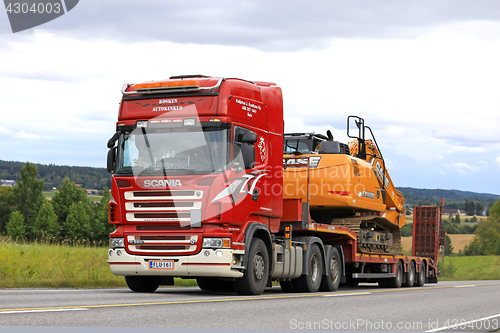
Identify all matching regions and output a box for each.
[280,280,297,293]
[319,247,341,292]
[388,261,403,288]
[295,244,323,293]
[415,262,426,287]
[197,278,234,291]
[125,275,161,293]
[403,261,416,287]
[234,238,269,295]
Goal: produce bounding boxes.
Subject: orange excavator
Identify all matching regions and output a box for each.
[283,116,406,255]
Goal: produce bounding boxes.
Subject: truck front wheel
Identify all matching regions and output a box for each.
[197,278,234,291]
[234,238,269,295]
[125,275,161,292]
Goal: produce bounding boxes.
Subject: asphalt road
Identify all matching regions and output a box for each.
[1,280,499,333]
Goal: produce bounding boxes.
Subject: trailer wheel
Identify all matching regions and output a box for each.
[388,261,403,288]
[234,238,269,295]
[125,276,161,293]
[280,280,297,293]
[197,278,234,291]
[319,247,341,292]
[415,262,426,287]
[403,261,416,287]
[295,244,323,293]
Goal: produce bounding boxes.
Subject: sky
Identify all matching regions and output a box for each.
[0,0,499,195]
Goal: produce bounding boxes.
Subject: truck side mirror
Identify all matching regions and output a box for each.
[107,148,116,173]
[241,144,255,169]
[241,132,257,144]
[107,132,121,149]
[238,132,257,169]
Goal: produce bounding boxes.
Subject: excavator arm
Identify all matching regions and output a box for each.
[349,138,406,227]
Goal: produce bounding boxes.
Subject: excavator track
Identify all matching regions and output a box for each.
[329,216,401,255]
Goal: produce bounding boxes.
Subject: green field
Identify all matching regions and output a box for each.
[43,191,103,203]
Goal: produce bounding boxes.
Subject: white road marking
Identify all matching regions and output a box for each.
[426,313,500,332]
[453,285,476,288]
[0,308,88,314]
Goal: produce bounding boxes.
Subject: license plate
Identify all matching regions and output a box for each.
[149,260,174,270]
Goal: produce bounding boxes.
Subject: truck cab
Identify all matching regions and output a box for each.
[106,76,284,294]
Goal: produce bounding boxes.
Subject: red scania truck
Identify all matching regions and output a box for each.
[106,75,439,295]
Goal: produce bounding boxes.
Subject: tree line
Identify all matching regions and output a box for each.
[398,187,498,215]
[460,199,500,256]
[0,162,113,244]
[0,160,111,191]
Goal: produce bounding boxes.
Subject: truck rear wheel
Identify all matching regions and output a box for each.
[388,261,403,288]
[295,244,323,293]
[415,262,426,287]
[125,275,161,292]
[403,261,416,287]
[319,247,341,292]
[234,238,269,295]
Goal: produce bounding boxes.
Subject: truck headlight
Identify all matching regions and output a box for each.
[110,238,125,248]
[202,238,231,249]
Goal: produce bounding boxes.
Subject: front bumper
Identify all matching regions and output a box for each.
[108,248,244,278]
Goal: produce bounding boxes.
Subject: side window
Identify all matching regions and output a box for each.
[233,126,252,143]
[233,125,259,169]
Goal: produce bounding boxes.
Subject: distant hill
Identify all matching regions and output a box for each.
[0,160,111,191]
[397,187,499,209]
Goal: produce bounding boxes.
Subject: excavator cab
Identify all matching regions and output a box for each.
[283,133,327,154]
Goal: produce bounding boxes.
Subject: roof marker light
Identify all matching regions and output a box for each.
[134,80,201,90]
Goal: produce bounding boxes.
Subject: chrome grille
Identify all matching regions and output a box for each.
[127,234,198,254]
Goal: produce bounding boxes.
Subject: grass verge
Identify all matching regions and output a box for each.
[0,237,197,288]
[2,237,498,288]
[438,255,500,281]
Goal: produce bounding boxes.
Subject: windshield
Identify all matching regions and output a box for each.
[284,136,324,153]
[284,137,316,153]
[115,126,231,176]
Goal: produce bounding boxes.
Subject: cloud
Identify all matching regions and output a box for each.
[0,126,13,135]
[3,1,500,52]
[13,130,40,140]
[447,146,486,154]
[451,162,480,174]
[496,157,500,167]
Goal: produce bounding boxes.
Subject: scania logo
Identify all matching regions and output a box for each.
[143,179,182,187]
